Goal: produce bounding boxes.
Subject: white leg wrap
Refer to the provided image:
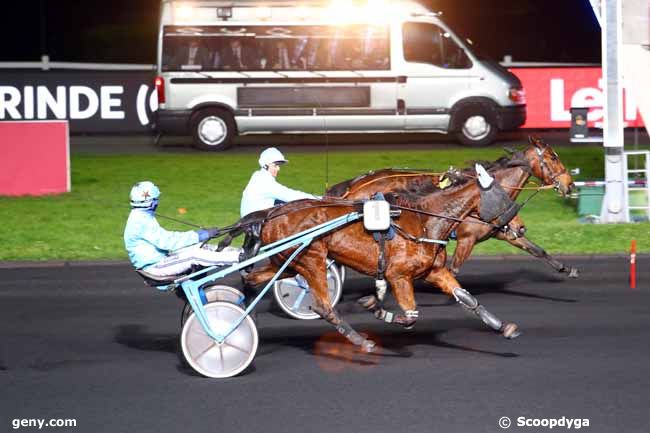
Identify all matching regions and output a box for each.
[405,310,419,319]
[374,309,394,323]
[375,279,387,302]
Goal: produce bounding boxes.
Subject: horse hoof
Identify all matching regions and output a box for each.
[568,268,579,278]
[502,323,521,339]
[361,340,376,353]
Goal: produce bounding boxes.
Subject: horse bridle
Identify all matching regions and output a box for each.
[534,144,568,191]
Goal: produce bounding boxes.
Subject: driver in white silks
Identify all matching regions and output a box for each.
[240,147,318,217]
[124,181,241,277]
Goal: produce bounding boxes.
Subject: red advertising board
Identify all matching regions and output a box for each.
[511,67,645,129]
[0,121,70,196]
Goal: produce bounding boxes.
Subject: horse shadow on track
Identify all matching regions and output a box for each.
[113,319,519,374]
[259,318,519,367]
[113,324,179,353]
[413,269,578,304]
[113,324,213,377]
[345,270,577,308]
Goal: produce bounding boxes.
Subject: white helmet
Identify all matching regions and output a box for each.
[130,181,161,208]
[258,147,288,168]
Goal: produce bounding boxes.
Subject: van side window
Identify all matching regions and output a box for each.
[402,22,471,69]
[162,25,390,71]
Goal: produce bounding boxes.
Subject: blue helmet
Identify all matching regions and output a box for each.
[129,181,160,210]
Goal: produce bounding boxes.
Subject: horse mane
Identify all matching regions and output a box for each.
[325,167,433,197]
[466,156,512,171]
[465,151,532,175]
[388,174,472,208]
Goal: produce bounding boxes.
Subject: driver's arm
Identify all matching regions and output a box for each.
[140,220,200,252]
[268,178,318,203]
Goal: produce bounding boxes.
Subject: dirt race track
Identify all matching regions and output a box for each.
[0,255,648,433]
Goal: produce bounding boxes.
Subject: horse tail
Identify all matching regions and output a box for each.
[215,210,270,251]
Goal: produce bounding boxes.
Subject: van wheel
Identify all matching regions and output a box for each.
[454,106,498,147]
[190,108,236,151]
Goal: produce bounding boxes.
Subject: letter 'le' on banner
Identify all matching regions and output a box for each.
[0,121,70,196]
[630,240,637,289]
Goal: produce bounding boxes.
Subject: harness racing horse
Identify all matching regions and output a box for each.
[245,175,522,352]
[325,136,577,277]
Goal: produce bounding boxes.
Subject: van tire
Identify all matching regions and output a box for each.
[190,108,236,151]
[453,104,498,147]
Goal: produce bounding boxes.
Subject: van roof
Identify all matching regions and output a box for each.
[162,0,429,7]
[161,0,438,23]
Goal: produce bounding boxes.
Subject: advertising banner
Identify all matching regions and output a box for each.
[511,67,645,129]
[0,71,157,133]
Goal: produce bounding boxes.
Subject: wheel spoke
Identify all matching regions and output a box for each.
[281,278,307,289]
[292,288,308,310]
[223,341,250,354]
[218,345,225,369]
[189,328,209,338]
[194,341,216,360]
[210,307,220,322]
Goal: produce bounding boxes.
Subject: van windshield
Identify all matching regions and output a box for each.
[161,25,390,71]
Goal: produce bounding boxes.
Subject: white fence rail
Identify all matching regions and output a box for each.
[0,56,155,71]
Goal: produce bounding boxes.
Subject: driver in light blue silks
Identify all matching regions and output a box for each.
[240,147,318,217]
[124,181,241,277]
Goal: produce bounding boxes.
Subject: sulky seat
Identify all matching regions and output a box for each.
[136,269,184,288]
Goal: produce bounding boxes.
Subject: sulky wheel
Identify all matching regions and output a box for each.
[181,301,258,379]
[273,259,342,320]
[338,263,346,285]
[181,285,245,326]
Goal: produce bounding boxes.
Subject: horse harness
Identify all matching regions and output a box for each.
[534,145,568,191]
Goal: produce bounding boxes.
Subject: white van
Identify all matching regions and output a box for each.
[154,0,526,150]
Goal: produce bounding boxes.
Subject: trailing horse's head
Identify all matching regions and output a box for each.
[525,136,575,197]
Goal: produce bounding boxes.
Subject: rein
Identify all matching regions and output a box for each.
[79,194,210,229]
[500,183,556,191]
[388,204,501,230]
[154,212,205,229]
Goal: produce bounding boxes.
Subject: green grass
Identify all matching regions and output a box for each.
[0,146,647,261]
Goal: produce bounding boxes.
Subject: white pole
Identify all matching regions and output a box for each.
[600,0,629,223]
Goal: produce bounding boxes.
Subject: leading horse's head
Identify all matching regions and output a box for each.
[522,136,575,196]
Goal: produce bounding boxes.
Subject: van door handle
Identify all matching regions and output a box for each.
[397,99,406,115]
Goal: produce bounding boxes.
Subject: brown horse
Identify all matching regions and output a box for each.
[326,136,577,277]
[246,175,521,352]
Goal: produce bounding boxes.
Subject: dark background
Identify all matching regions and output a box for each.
[1,0,601,64]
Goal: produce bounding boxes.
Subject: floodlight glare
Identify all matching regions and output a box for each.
[176,5,194,20]
[295,6,310,20]
[255,7,272,20]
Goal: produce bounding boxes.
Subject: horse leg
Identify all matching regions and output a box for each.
[292,247,377,353]
[450,235,478,276]
[358,275,418,329]
[450,220,494,276]
[424,267,521,339]
[499,233,579,278]
[244,262,296,287]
